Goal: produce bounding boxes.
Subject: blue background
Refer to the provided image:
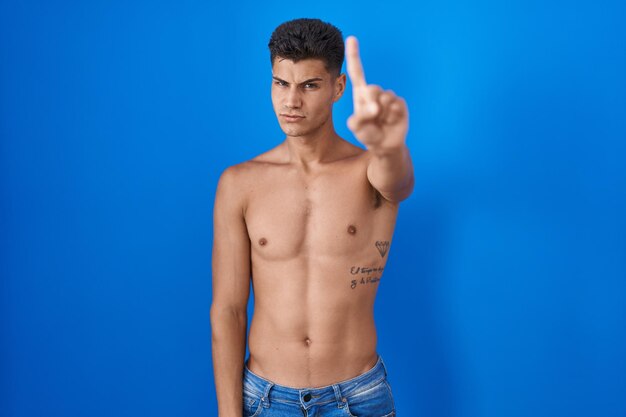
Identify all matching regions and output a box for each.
[1,1,625,416]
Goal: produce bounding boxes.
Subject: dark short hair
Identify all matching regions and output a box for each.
[268,18,344,77]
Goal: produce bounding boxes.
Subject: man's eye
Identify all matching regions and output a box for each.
[304,83,318,89]
[274,81,287,86]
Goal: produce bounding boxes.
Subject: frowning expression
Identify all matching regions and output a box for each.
[271,57,346,137]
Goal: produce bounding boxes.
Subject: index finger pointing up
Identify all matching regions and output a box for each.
[346,36,366,87]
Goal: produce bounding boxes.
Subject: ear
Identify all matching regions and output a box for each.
[333,73,347,102]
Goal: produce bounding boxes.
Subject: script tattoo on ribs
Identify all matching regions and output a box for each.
[349,265,385,289]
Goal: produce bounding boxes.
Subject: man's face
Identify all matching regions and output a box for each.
[271,57,346,137]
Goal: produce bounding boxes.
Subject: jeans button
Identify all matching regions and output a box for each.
[303,393,311,401]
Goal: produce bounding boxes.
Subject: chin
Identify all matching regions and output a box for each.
[280,124,306,137]
[282,129,304,137]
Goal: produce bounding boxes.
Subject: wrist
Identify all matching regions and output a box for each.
[367,142,408,157]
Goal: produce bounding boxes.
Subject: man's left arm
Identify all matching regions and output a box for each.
[344,35,415,203]
[367,144,414,203]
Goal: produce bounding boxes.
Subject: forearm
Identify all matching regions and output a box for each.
[368,144,414,199]
[210,307,248,417]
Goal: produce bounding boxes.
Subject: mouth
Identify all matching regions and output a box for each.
[281,114,305,122]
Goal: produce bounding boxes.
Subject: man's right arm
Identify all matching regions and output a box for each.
[210,166,251,417]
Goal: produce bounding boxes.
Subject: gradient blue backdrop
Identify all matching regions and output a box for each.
[1,1,624,416]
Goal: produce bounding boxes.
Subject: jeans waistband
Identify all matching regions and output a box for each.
[242,353,388,407]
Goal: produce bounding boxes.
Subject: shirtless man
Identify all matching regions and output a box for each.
[210,18,414,417]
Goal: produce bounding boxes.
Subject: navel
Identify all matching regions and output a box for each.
[259,237,267,246]
[304,337,312,346]
[347,224,357,235]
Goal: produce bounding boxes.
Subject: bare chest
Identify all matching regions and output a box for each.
[244,164,398,261]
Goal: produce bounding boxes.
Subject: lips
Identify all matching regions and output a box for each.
[281,114,305,122]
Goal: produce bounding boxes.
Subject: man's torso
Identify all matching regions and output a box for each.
[238,140,399,388]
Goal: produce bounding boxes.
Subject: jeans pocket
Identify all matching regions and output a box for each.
[343,378,395,417]
[242,388,264,417]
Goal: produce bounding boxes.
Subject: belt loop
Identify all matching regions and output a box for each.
[261,381,274,408]
[332,384,347,408]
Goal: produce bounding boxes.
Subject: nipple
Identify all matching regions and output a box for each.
[259,237,267,246]
[347,225,357,235]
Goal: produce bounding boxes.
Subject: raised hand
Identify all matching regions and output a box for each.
[345,36,409,152]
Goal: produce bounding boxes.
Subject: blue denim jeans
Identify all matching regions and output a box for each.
[242,353,396,417]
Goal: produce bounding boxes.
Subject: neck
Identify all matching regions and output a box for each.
[283,117,340,168]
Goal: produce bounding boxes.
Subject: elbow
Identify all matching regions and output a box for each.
[210,306,248,343]
[210,304,247,321]
[396,176,415,201]
[379,174,415,203]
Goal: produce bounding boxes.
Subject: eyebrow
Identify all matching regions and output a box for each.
[272,76,324,84]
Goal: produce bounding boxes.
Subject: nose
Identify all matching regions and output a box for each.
[284,86,302,109]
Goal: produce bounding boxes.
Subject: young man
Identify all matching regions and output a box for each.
[210,18,414,417]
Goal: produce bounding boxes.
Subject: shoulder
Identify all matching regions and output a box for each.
[215,154,279,216]
[215,160,258,197]
[217,142,287,186]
